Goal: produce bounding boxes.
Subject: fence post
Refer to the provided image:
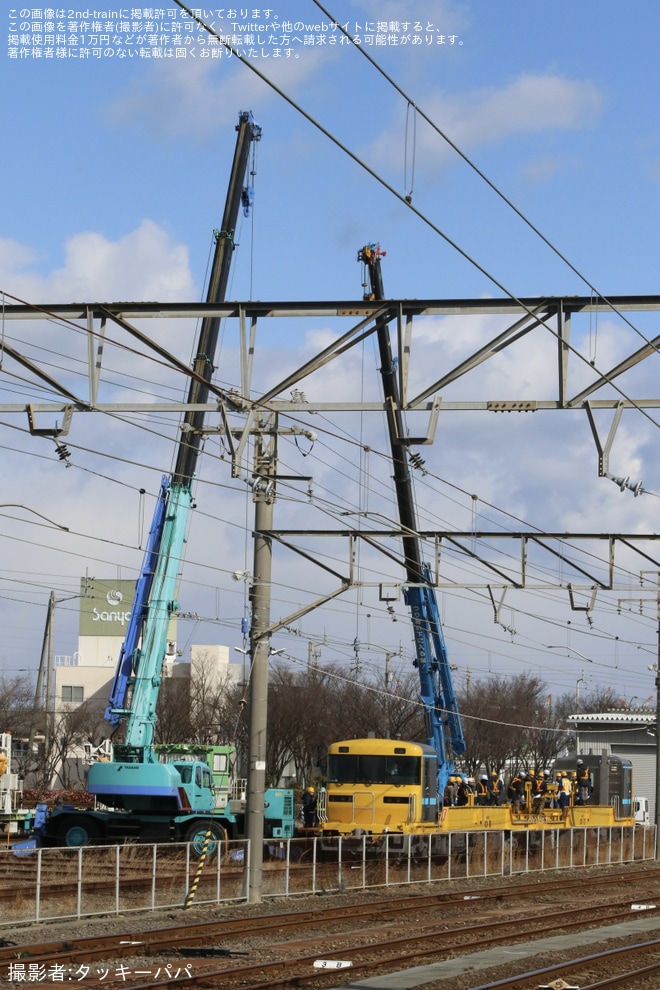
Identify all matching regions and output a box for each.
[115,845,120,915]
[184,827,213,910]
[77,848,82,919]
[285,838,291,897]
[385,833,389,888]
[312,837,317,894]
[362,834,366,889]
[152,844,157,910]
[216,838,222,903]
[35,847,42,924]
[407,834,412,885]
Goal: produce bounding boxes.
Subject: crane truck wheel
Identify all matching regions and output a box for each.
[184,820,226,857]
[55,815,101,848]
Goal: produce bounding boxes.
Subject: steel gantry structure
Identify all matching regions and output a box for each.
[4,294,660,416]
[3,291,660,604]
[5,290,660,886]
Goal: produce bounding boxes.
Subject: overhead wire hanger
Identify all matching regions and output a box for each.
[404,102,417,204]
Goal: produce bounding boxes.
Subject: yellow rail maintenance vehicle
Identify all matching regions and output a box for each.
[318,737,637,840]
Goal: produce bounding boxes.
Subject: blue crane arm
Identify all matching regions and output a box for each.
[120,482,191,750]
[358,244,466,798]
[104,475,170,725]
[405,573,466,794]
[104,477,191,751]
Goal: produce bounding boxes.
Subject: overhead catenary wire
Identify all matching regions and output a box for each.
[282,651,583,736]
[2,25,657,704]
[170,1,660,446]
[310,0,660,360]
[0,338,652,652]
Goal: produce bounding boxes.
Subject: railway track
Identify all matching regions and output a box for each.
[471,938,660,989]
[3,865,660,989]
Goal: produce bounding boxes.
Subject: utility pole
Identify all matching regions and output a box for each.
[28,591,55,784]
[45,591,55,771]
[245,414,277,903]
[655,576,660,858]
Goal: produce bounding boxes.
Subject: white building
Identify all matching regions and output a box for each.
[54,579,243,710]
[51,578,242,784]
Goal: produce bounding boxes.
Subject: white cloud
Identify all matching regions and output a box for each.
[0,220,194,302]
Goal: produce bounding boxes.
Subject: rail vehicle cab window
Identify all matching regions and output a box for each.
[328,753,358,782]
[212,752,228,774]
[327,753,421,786]
[619,761,633,810]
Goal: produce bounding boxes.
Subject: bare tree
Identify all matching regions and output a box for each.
[0,674,36,738]
[188,650,238,744]
[285,665,336,785]
[523,692,574,772]
[379,670,426,741]
[459,675,518,775]
[457,672,570,775]
[155,676,193,743]
[48,699,108,788]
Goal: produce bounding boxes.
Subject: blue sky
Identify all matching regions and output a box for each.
[2,0,660,715]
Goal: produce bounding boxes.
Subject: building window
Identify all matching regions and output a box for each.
[61,685,84,703]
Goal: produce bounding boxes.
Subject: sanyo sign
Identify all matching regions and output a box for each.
[79,579,138,637]
[92,588,132,626]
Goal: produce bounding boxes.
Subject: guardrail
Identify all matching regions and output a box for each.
[0,824,655,927]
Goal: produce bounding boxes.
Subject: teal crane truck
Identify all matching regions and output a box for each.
[43,113,293,849]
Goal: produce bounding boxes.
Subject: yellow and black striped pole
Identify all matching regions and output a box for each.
[184,826,213,910]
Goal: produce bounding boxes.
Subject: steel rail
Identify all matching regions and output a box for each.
[470,937,660,989]
[5,885,660,989]
[3,864,660,959]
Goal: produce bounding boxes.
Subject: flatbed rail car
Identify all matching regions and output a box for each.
[318,738,637,837]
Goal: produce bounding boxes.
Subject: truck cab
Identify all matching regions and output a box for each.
[171,760,216,812]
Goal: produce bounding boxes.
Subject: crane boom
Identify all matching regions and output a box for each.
[173,112,261,486]
[89,112,261,798]
[358,244,466,797]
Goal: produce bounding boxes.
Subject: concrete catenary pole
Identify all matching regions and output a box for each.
[245,415,277,902]
[655,581,660,858]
